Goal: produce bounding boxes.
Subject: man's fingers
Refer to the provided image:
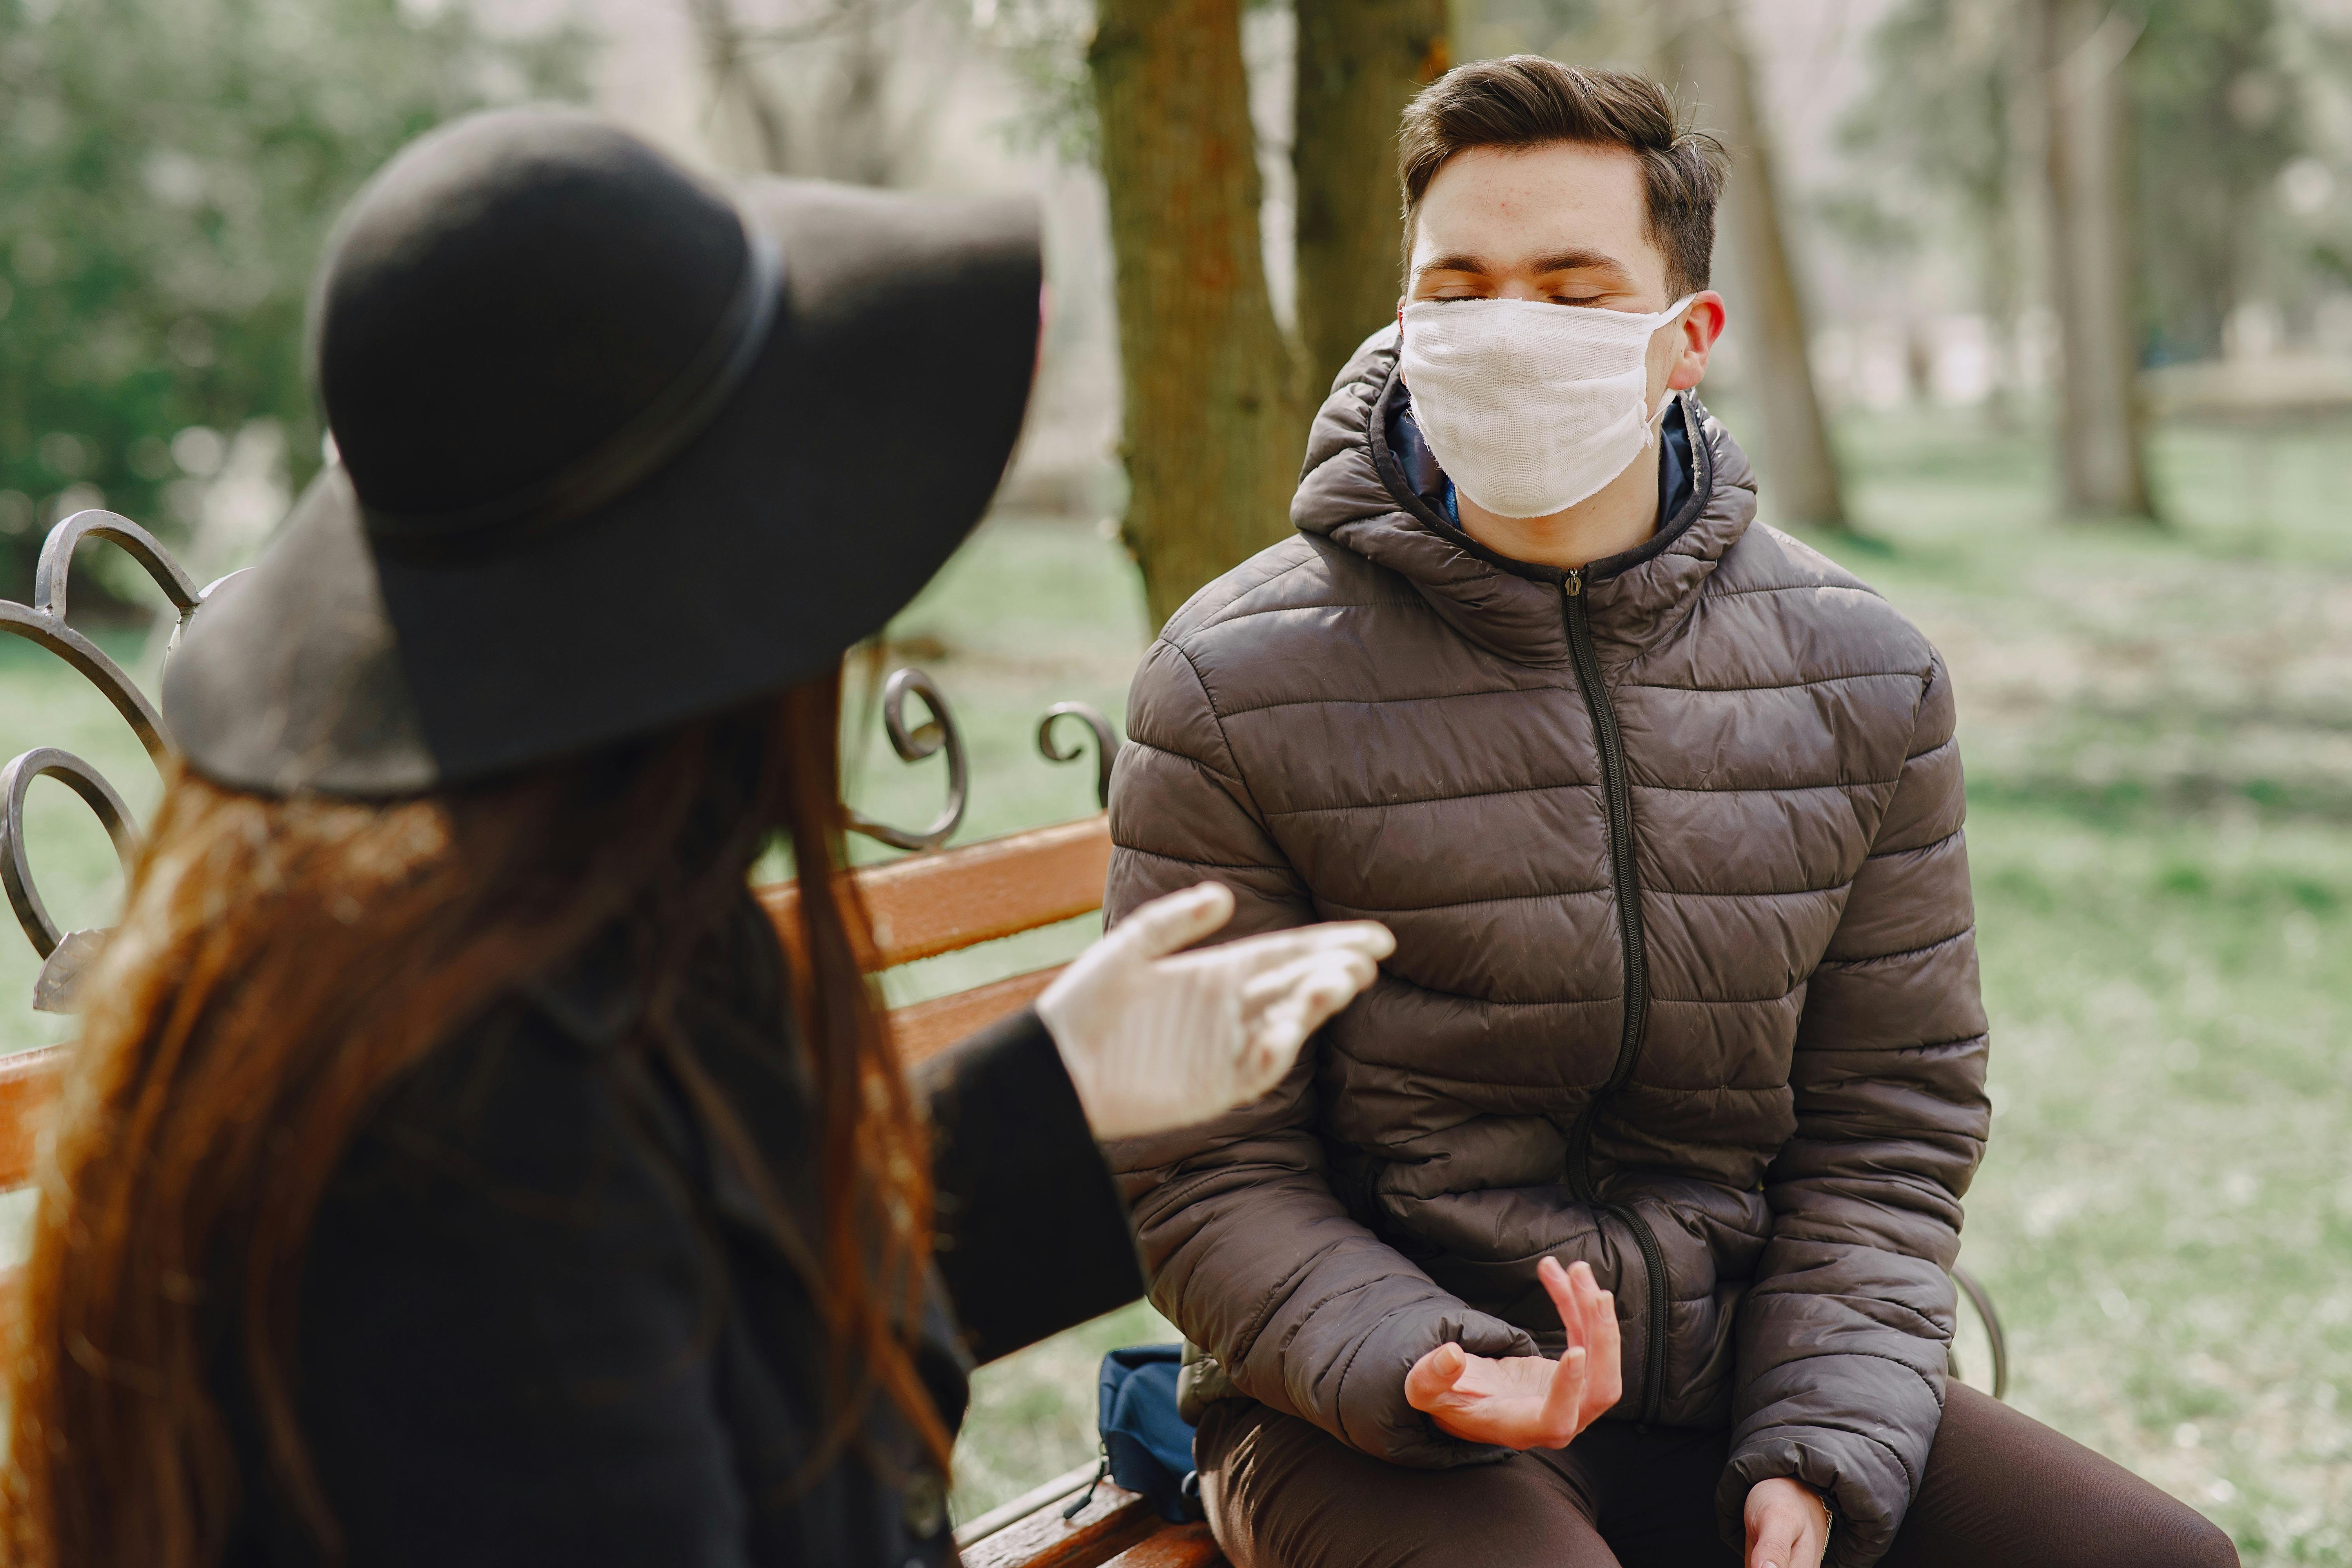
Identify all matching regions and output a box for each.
[1748,1512,1803,1568]
[1568,1262,1608,1367]
[1537,1259,1621,1424]
[1114,882,1237,960]
[1586,1285,1623,1416]
[1535,1344,1588,1446]
[1536,1255,1582,1339]
[1744,1485,1822,1568]
[1404,1342,1468,1412]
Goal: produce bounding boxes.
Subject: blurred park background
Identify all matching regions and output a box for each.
[4,0,2352,1559]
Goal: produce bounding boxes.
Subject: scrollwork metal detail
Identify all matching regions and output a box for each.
[844,667,968,854]
[1950,1263,2009,1401]
[2,748,143,1013]
[1,748,140,958]
[1036,701,1117,809]
[1,510,203,761]
[1,510,211,1007]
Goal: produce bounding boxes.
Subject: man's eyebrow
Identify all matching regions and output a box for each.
[1525,248,1634,278]
[1411,252,1495,280]
[1411,248,1637,282]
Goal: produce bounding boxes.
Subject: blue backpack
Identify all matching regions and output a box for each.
[1064,1344,1203,1525]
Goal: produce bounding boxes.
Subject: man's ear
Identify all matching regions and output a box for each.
[1666,291,1728,392]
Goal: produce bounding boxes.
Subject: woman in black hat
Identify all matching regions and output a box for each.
[0,111,1391,1568]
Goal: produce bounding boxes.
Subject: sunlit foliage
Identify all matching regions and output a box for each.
[0,0,587,598]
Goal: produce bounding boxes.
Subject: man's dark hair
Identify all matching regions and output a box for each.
[1398,56,1728,297]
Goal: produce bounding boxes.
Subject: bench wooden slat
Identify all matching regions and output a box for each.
[757,815,1110,973]
[888,965,1066,1067]
[960,1480,1159,1568]
[1101,1523,1224,1568]
[954,1459,1104,1547]
[0,1046,66,1191]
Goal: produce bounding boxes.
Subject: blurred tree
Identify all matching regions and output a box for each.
[2037,0,2153,518]
[1663,0,1850,530]
[1453,0,1615,65]
[0,0,586,603]
[1290,0,1449,398]
[2127,0,2299,362]
[1838,0,2029,427]
[684,0,962,185]
[1090,0,1301,628]
[1846,0,2318,520]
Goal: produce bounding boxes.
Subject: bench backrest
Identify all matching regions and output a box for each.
[762,813,1112,1063]
[0,813,1115,1193]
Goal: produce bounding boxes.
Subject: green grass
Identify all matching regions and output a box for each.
[6,414,2352,1557]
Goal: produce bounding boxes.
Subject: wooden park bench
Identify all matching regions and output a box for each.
[5,510,2005,1568]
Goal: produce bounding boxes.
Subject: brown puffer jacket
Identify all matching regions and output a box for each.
[1104,330,1991,1566]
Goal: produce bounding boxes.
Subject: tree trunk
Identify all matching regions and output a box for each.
[1092,0,1302,630]
[2036,0,2154,519]
[1668,3,1849,531]
[686,0,792,174]
[1291,0,1449,399]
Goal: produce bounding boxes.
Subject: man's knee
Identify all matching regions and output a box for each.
[1196,1402,1603,1568]
[2166,1510,2239,1568]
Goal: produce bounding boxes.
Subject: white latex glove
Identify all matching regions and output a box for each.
[1036,882,1394,1139]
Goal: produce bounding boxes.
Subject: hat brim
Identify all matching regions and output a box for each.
[165,179,1042,797]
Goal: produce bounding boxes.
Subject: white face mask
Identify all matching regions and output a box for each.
[1401,294,1696,520]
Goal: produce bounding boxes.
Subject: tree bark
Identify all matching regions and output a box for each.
[2036,0,2154,519]
[1092,0,1302,630]
[1291,0,1449,399]
[1668,3,1849,530]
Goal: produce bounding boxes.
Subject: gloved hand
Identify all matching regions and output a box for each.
[1036,882,1393,1139]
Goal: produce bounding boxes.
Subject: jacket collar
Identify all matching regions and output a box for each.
[1292,326,1760,669]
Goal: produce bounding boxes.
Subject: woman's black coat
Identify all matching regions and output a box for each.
[217,894,1144,1567]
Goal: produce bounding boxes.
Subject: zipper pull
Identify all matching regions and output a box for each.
[1062,1452,1108,1520]
[1565,569,1584,598]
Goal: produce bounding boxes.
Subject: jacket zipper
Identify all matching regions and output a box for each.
[1558,566,1670,1424]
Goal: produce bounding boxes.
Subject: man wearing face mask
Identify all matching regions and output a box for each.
[1103,55,2235,1568]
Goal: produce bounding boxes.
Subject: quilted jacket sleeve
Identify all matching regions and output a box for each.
[1717,652,1993,1566]
[1102,637,1540,1468]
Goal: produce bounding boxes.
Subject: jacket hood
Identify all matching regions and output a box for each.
[1291,324,1760,668]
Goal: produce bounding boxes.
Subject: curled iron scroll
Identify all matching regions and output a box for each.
[2,748,143,1014]
[1949,1264,2009,1401]
[1,747,140,957]
[1036,702,1117,809]
[2,510,204,762]
[844,668,967,854]
[1,510,212,1007]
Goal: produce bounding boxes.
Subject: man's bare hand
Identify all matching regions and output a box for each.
[1402,1256,1622,1449]
[1744,1477,1830,1568]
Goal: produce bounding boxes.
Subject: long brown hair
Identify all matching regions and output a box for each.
[0,668,943,1568]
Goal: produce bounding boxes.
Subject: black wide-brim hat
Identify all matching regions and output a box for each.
[164,108,1041,797]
